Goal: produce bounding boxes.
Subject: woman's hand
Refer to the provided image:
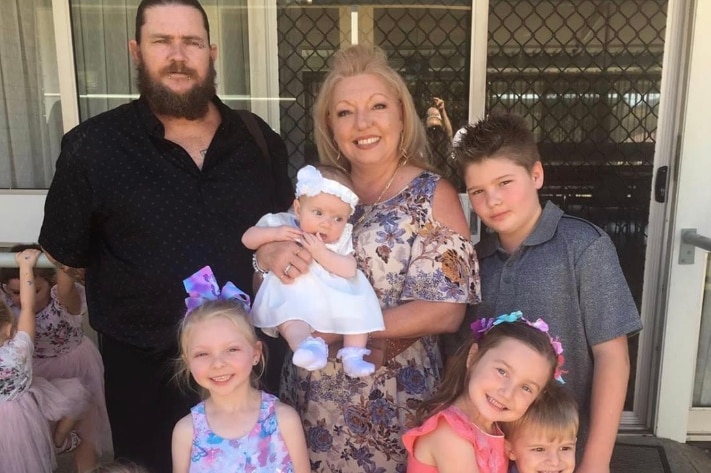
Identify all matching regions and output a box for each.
[255,241,312,284]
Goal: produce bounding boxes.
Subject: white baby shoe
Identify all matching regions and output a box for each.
[292,336,328,371]
[337,347,375,378]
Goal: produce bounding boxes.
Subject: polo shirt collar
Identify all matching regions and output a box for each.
[477,201,563,257]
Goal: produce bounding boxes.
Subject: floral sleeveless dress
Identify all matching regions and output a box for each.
[188,391,294,473]
[281,172,480,473]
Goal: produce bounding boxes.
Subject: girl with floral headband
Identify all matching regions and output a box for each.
[403,311,565,473]
[242,164,384,378]
[171,266,309,473]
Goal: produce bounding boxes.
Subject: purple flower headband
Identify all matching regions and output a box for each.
[183,265,251,315]
[471,310,566,384]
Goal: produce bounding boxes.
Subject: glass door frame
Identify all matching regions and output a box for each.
[655,0,711,442]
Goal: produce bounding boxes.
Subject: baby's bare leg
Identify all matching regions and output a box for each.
[279,320,313,351]
[343,333,368,349]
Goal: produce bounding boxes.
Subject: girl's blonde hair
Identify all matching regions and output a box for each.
[313,44,430,172]
[175,300,265,396]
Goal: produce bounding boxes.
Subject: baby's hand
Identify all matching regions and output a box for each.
[275,225,304,242]
[299,232,327,256]
[433,97,445,111]
[15,249,42,269]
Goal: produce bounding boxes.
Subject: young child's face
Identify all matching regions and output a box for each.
[463,157,543,249]
[460,338,552,432]
[3,277,51,313]
[294,192,351,244]
[506,425,576,473]
[186,316,262,395]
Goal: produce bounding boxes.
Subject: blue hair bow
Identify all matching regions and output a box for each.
[183,265,251,315]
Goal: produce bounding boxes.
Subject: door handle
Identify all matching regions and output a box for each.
[654,166,668,203]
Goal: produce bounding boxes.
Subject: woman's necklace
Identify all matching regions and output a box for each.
[354,157,408,228]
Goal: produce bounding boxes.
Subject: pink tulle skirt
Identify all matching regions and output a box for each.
[34,336,113,455]
[0,376,89,473]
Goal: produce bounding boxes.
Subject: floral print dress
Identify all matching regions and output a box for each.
[281,172,480,473]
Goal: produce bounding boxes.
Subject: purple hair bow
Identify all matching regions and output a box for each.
[183,265,251,315]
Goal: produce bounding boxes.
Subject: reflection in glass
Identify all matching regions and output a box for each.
[0,0,63,188]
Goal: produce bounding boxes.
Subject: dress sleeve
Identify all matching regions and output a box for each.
[38,135,94,268]
[401,222,481,304]
[49,283,87,324]
[255,212,296,229]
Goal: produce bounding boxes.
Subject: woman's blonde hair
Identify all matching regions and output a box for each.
[175,300,265,397]
[313,44,429,172]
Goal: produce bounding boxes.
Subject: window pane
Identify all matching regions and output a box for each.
[0,0,63,189]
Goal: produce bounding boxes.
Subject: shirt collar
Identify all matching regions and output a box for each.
[136,95,227,136]
[476,201,563,257]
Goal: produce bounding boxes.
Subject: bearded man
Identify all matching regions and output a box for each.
[39,1,293,471]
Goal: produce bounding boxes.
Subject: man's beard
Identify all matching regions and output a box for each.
[136,58,217,120]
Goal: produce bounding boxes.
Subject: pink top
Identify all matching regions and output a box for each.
[402,405,507,473]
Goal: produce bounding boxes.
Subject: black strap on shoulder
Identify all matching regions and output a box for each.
[237,109,271,166]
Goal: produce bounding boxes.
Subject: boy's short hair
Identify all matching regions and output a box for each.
[501,383,579,442]
[452,112,540,172]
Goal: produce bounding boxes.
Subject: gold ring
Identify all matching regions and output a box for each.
[283,263,293,277]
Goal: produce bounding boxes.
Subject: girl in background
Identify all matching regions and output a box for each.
[0,249,89,473]
[171,266,309,473]
[403,312,565,473]
[1,243,112,472]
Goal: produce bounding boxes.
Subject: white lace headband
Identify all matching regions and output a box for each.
[295,165,359,214]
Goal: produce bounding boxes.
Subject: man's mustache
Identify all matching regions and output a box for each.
[161,63,198,77]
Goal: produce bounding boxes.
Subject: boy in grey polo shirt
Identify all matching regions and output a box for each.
[450,113,642,473]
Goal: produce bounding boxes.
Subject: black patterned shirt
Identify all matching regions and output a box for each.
[39,97,293,348]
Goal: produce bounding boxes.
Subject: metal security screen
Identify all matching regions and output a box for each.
[487,0,667,410]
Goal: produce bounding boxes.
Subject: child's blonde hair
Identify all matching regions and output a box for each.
[176,299,265,396]
[500,382,579,442]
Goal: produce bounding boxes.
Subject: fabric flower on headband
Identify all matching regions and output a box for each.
[295,165,359,215]
[183,265,251,315]
[470,311,567,384]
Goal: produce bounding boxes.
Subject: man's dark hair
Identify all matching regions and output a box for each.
[135,0,210,43]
